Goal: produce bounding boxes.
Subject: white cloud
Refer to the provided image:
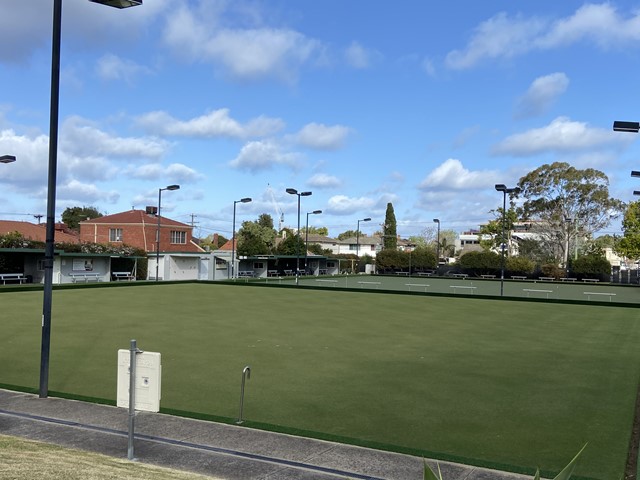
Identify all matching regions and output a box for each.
[136,109,284,139]
[163,3,323,83]
[419,158,501,191]
[0,0,167,64]
[446,4,640,70]
[325,194,376,215]
[536,3,640,49]
[128,163,204,182]
[492,117,620,156]
[421,58,436,77]
[95,54,153,84]
[445,12,545,69]
[57,179,120,204]
[515,73,569,118]
[229,140,301,172]
[61,116,168,159]
[293,123,351,150]
[344,41,382,69]
[307,173,342,189]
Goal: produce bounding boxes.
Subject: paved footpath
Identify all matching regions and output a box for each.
[0,389,530,480]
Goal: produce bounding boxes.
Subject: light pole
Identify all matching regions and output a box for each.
[356,217,371,272]
[155,184,180,281]
[495,184,520,297]
[231,197,252,279]
[0,155,16,164]
[286,188,312,284]
[305,210,322,275]
[433,218,440,267]
[40,0,143,399]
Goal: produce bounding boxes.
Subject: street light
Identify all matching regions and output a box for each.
[155,185,180,281]
[613,121,640,133]
[0,155,16,164]
[356,217,371,271]
[231,197,252,279]
[495,184,520,297]
[305,210,322,275]
[286,188,312,284]
[40,0,143,399]
[433,218,440,267]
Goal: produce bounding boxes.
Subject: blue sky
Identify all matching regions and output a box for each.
[1,1,639,240]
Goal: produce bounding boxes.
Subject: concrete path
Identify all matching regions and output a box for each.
[0,388,530,480]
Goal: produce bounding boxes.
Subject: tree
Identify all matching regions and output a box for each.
[237,214,277,256]
[303,226,329,236]
[276,228,305,255]
[382,203,397,250]
[517,162,623,268]
[457,251,501,275]
[479,207,518,252]
[337,230,358,240]
[615,201,640,261]
[62,206,102,231]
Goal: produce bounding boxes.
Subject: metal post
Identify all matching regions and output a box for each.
[39,0,62,399]
[237,366,251,424]
[128,339,141,460]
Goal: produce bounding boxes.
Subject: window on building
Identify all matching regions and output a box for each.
[170,230,186,244]
[109,228,123,242]
[254,262,264,269]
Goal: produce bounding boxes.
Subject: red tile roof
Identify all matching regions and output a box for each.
[0,220,80,243]
[80,209,190,227]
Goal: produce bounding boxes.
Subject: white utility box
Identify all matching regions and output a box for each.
[117,350,161,412]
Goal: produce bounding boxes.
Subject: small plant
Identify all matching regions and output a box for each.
[424,444,586,480]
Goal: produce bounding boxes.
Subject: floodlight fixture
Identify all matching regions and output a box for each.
[613,121,640,133]
[89,0,142,8]
[632,171,640,178]
[634,191,640,196]
[0,155,16,163]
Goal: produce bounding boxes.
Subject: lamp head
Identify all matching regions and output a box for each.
[433,218,439,223]
[301,191,312,197]
[240,197,252,203]
[286,188,298,195]
[166,184,180,191]
[89,0,142,8]
[0,155,16,164]
[613,121,640,133]
[311,210,322,214]
[632,171,640,178]
[495,184,507,192]
[363,217,371,222]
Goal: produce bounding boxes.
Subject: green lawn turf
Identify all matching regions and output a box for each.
[1,282,639,479]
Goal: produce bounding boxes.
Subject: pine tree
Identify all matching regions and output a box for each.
[383,203,397,250]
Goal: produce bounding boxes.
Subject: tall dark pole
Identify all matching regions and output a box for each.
[155,185,180,281]
[305,210,321,275]
[286,188,311,285]
[356,217,371,273]
[231,197,252,279]
[39,0,62,399]
[495,184,520,297]
[39,0,143,400]
[433,218,440,267]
